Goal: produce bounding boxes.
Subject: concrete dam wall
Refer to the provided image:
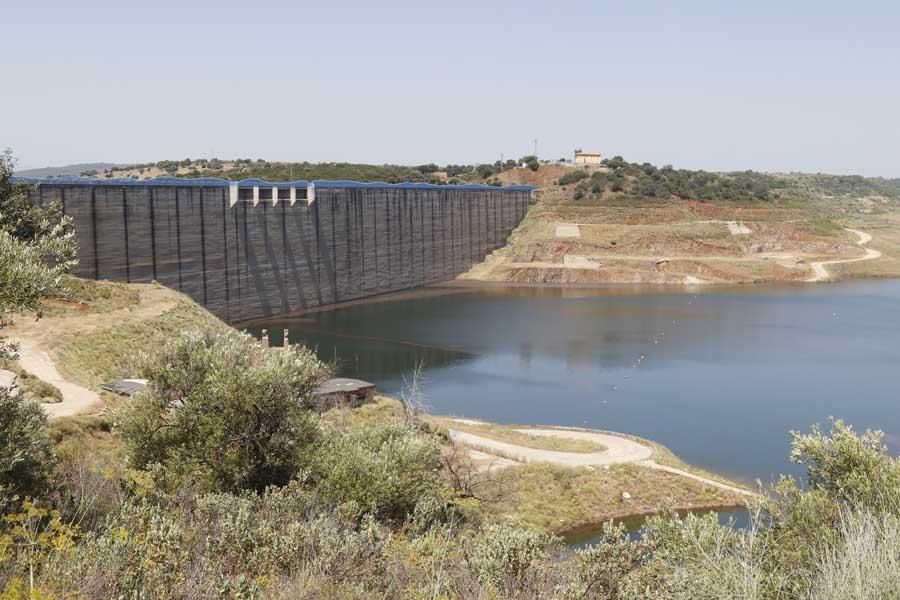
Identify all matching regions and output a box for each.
[21,178,534,323]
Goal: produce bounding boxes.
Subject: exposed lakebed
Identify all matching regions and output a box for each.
[247,280,900,485]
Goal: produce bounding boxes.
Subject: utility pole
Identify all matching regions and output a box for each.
[533,138,538,158]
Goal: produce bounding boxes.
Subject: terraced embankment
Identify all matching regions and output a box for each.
[461,164,900,286]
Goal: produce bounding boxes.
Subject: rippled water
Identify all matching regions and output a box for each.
[247,280,900,484]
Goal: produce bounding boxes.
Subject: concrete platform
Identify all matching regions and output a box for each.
[310,378,376,412]
[555,223,581,238]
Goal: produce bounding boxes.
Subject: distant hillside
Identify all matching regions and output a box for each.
[15,162,121,178]
[180,160,445,184]
[88,156,540,185]
[497,156,900,204]
[466,156,900,287]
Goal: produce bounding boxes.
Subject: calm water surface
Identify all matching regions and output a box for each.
[247,280,900,484]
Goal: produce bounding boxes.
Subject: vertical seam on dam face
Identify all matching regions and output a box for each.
[175,190,183,291]
[90,187,99,279]
[122,188,131,283]
[222,190,230,308]
[149,189,158,281]
[199,188,208,305]
[23,180,532,323]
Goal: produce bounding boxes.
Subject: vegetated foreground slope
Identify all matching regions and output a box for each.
[9,299,900,599]
[465,158,900,285]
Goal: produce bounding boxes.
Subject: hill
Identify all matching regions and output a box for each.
[465,157,900,285]
[78,156,540,184]
[15,162,121,178]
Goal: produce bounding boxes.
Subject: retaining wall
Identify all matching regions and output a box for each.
[21,178,533,323]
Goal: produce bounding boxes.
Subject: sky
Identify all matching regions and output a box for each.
[3,0,900,176]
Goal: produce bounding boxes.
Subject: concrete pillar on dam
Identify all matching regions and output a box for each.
[16,176,535,324]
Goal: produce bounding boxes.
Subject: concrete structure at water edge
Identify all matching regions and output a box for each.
[18,177,535,323]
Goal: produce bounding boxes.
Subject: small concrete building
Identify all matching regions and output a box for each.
[309,378,376,413]
[574,150,602,165]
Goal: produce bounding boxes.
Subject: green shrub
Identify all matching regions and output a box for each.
[557,170,589,186]
[466,524,558,596]
[39,485,394,599]
[316,423,444,522]
[790,418,900,509]
[0,150,77,360]
[115,330,328,492]
[0,388,56,512]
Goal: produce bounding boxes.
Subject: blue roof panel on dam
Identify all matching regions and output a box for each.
[12,176,237,187]
[12,176,536,192]
[312,180,536,192]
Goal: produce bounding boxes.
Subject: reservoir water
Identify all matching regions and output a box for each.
[246,280,900,484]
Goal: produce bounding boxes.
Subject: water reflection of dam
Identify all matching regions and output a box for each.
[19,177,534,322]
[249,322,475,382]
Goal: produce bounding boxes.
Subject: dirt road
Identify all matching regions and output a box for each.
[449,425,756,498]
[13,339,103,419]
[806,228,881,282]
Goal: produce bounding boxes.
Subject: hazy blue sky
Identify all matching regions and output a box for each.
[3,1,899,175]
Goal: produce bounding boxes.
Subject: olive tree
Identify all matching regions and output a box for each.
[0,150,74,510]
[0,149,77,360]
[0,387,56,512]
[116,330,329,493]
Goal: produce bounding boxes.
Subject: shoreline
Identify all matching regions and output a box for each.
[237,274,894,327]
[427,413,754,534]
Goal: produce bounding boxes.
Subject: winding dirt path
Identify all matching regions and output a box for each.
[448,425,756,498]
[449,428,652,467]
[4,285,182,420]
[806,228,881,282]
[13,339,103,419]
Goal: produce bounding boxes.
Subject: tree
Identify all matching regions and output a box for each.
[415,163,439,174]
[0,388,56,513]
[476,164,496,179]
[0,150,76,268]
[790,419,900,508]
[519,155,540,172]
[0,150,77,361]
[558,170,588,186]
[116,330,329,493]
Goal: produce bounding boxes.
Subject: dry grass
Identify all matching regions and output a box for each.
[7,279,231,388]
[40,276,141,316]
[322,395,407,430]
[466,461,743,534]
[55,299,228,387]
[807,511,900,599]
[0,359,63,403]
